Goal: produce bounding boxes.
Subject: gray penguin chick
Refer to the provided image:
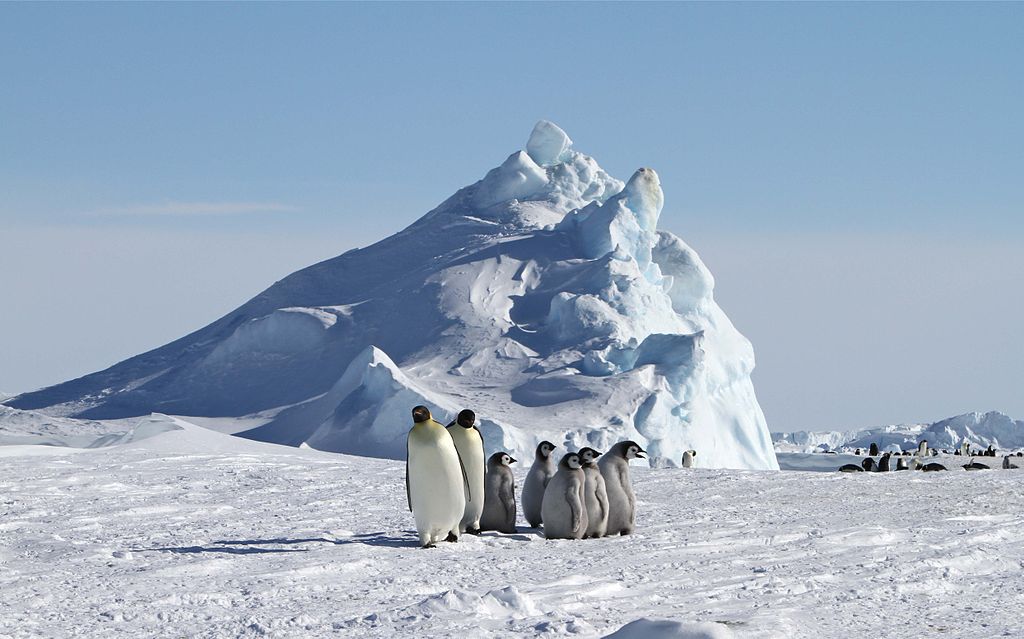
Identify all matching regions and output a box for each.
[541,452,587,540]
[599,440,646,536]
[480,452,517,533]
[578,447,609,538]
[522,441,556,528]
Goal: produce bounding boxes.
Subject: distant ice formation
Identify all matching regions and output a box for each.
[5,121,777,469]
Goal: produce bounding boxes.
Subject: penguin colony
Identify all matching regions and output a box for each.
[406,405,649,548]
[834,439,1023,474]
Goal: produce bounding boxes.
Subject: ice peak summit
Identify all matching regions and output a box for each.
[526,120,573,167]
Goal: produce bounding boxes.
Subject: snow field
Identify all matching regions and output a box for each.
[3,425,1022,638]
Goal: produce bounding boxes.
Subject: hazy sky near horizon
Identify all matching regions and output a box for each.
[2,3,1022,430]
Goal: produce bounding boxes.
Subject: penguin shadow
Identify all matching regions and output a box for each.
[138,542,310,555]
[331,531,419,549]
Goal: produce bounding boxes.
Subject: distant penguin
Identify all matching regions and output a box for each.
[681,450,697,468]
[920,462,947,472]
[1002,456,1019,470]
[406,406,469,548]
[917,440,929,457]
[599,441,645,536]
[960,442,970,457]
[480,452,517,533]
[522,441,557,528]
[878,452,891,472]
[985,445,996,457]
[869,443,879,457]
[963,459,991,471]
[541,452,587,540]
[838,463,864,473]
[855,448,862,456]
[896,457,909,471]
[578,447,609,538]
[862,457,877,472]
[446,409,485,534]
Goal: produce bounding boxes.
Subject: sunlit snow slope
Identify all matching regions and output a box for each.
[5,122,776,469]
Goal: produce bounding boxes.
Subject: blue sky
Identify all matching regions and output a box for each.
[2,3,1022,430]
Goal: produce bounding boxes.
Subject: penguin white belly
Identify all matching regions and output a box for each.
[448,426,485,532]
[408,424,466,546]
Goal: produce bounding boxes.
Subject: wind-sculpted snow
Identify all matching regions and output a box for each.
[5,121,776,469]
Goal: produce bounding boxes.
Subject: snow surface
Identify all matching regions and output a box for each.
[5,121,774,469]
[3,416,1023,638]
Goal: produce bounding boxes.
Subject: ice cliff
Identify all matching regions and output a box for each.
[6,121,777,469]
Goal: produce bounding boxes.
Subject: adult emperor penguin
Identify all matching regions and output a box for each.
[877,452,891,472]
[917,440,929,457]
[960,442,970,457]
[406,406,470,548]
[446,409,485,534]
[578,447,609,538]
[599,440,646,536]
[681,450,697,468]
[480,452,517,533]
[896,457,910,471]
[541,452,587,540]
[522,440,557,528]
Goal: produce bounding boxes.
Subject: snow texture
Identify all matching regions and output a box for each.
[3,416,1023,637]
[4,122,775,470]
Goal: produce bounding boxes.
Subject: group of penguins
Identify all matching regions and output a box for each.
[405,406,646,548]
[838,440,1023,473]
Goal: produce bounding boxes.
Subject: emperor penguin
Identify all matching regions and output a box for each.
[681,450,697,468]
[877,452,891,472]
[599,440,646,536]
[446,409,485,534]
[1002,455,1019,470]
[869,443,879,457]
[862,457,877,472]
[522,440,557,528]
[838,463,864,473]
[917,440,929,457]
[406,406,470,548]
[541,452,587,540]
[480,452,517,533]
[960,442,970,457]
[578,447,609,538]
[896,457,909,471]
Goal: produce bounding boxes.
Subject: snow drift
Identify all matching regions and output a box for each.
[5,121,776,469]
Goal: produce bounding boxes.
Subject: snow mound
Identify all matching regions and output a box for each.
[603,619,734,639]
[6,122,776,470]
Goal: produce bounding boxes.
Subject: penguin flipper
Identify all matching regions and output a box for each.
[406,438,412,512]
[454,443,471,503]
[501,472,516,522]
[567,483,583,534]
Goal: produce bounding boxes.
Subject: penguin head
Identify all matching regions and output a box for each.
[561,453,582,470]
[620,440,646,460]
[537,441,556,459]
[578,447,602,464]
[488,451,516,467]
[456,409,476,428]
[411,405,432,423]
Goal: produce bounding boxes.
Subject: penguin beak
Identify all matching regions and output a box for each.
[509,457,517,464]
[637,450,647,458]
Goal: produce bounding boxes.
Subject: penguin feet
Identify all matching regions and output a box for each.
[444,531,459,543]
[421,543,437,549]
[466,527,481,535]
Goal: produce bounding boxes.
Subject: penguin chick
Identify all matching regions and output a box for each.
[599,441,645,536]
[522,440,557,528]
[480,452,517,534]
[681,450,697,468]
[406,405,469,548]
[541,452,587,540]
[578,447,609,538]
[446,409,484,534]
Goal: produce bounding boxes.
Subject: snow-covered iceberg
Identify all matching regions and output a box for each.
[5,121,777,469]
